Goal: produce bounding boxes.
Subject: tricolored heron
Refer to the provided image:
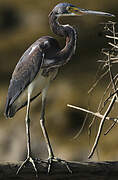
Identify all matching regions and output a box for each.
[5,2,114,175]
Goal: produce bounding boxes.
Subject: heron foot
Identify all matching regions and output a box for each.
[16,156,39,179]
[47,156,72,174]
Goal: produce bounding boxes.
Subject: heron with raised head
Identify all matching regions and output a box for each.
[5,2,114,176]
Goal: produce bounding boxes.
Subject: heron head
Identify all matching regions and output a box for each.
[50,3,115,17]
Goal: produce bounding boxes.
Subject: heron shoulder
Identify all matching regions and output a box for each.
[37,36,60,55]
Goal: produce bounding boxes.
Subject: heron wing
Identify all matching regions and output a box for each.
[5,41,43,118]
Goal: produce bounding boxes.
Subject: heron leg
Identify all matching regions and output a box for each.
[40,87,56,172]
[40,88,72,174]
[40,88,54,158]
[16,92,38,178]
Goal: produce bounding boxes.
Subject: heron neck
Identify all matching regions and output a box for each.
[49,14,77,60]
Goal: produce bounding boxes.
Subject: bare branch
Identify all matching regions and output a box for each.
[67,104,118,123]
[1,160,118,180]
[88,95,116,159]
[108,42,118,49]
[104,121,117,135]
[106,35,118,40]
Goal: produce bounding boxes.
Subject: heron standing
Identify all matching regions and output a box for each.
[5,2,114,175]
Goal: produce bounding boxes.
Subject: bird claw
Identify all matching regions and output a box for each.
[16,156,39,179]
[47,157,72,174]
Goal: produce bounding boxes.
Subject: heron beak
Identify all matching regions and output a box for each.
[68,6,115,17]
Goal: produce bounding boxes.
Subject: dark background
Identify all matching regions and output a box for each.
[0,0,118,162]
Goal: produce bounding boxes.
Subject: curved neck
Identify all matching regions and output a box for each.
[49,12,77,61]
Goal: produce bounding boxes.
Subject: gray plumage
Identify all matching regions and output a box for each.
[5,36,61,117]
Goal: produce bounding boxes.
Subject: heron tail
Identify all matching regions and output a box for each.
[5,102,16,118]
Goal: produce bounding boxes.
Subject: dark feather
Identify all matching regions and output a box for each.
[5,36,60,118]
[5,40,43,118]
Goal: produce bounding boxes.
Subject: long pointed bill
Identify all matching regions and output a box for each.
[80,9,115,17]
[68,6,115,17]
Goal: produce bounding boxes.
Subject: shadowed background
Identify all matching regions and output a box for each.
[0,0,118,163]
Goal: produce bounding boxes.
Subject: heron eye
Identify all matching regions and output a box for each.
[66,6,71,11]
